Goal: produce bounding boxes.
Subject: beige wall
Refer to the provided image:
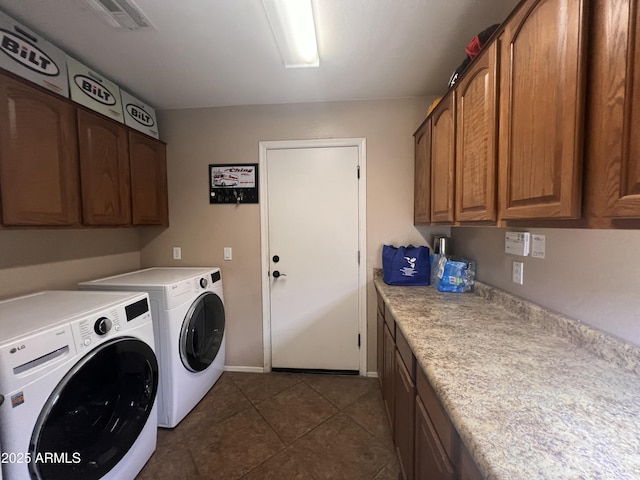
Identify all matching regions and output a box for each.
[0,229,142,300]
[141,98,448,371]
[452,227,640,346]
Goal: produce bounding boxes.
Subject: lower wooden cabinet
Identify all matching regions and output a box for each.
[377,301,385,388]
[395,350,416,480]
[415,394,456,480]
[377,293,485,480]
[382,322,396,430]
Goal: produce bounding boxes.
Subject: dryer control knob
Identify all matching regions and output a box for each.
[199,277,208,288]
[94,317,112,335]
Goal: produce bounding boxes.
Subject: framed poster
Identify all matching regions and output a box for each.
[209,164,259,204]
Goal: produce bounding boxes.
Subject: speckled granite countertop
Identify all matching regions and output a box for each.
[373,270,640,480]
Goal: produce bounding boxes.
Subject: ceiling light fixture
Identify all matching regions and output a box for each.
[262,0,319,68]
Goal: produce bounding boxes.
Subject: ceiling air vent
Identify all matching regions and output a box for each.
[87,0,155,31]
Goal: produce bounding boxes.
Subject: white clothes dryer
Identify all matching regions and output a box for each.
[0,290,158,480]
[79,267,225,428]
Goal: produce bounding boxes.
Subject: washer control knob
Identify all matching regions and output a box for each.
[84,339,91,346]
[114,324,121,331]
[94,317,112,336]
[199,277,208,288]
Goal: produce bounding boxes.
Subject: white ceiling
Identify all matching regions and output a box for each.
[0,0,520,110]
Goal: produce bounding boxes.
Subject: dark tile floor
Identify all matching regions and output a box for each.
[136,372,399,480]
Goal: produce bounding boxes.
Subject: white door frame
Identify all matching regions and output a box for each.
[259,138,367,376]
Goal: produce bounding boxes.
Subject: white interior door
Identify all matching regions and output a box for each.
[266,145,360,371]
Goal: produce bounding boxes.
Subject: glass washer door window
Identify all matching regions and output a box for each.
[29,337,158,480]
[180,292,225,372]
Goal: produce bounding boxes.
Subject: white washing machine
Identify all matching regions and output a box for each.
[79,267,226,428]
[0,290,158,480]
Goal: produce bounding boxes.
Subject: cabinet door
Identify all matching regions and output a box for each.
[498,0,587,219]
[129,132,168,226]
[395,351,415,480]
[382,323,396,431]
[377,308,385,388]
[455,42,498,223]
[414,118,431,225]
[414,395,456,480]
[586,0,640,219]
[0,74,79,226]
[430,93,455,223]
[78,109,131,225]
[458,441,484,480]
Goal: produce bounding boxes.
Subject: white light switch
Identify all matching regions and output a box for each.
[512,261,524,285]
[173,247,181,260]
[224,247,232,261]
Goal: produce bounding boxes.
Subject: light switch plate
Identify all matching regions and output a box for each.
[512,261,524,285]
[223,247,232,261]
[172,247,181,260]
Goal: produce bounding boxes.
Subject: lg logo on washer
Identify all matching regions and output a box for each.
[0,28,59,76]
[9,344,25,354]
[126,103,155,127]
[74,74,116,105]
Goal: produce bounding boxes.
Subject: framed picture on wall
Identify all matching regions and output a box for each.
[209,163,259,204]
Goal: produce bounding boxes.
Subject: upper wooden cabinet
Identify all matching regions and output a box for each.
[0,74,80,226]
[498,0,587,220]
[0,71,169,228]
[78,109,131,226]
[430,93,456,224]
[414,118,431,225]
[585,0,640,223]
[455,42,498,223]
[129,131,169,226]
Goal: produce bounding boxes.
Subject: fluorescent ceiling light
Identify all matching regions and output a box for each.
[263,0,319,68]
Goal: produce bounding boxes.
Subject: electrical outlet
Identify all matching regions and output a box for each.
[172,247,181,260]
[512,261,524,285]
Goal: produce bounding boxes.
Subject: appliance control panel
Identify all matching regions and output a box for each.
[72,307,123,350]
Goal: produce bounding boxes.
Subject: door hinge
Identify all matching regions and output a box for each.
[357,250,360,265]
[357,165,360,179]
[358,334,361,348]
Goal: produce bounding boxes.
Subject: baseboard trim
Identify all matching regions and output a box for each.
[224,365,265,373]
[366,371,379,378]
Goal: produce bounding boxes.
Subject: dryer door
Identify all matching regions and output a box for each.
[29,337,158,480]
[180,292,225,372]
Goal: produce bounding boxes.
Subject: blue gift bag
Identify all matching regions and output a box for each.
[382,245,430,285]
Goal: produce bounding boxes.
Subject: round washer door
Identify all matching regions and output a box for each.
[180,292,225,372]
[29,337,158,480]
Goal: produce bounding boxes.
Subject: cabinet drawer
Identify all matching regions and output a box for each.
[396,327,416,380]
[416,366,458,462]
[384,304,395,339]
